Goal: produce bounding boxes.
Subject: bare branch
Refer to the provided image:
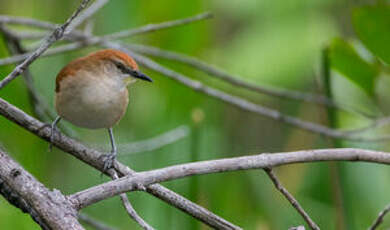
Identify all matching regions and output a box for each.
[0,15,58,30]
[68,148,390,209]
[127,44,341,109]
[0,12,213,66]
[0,97,241,230]
[0,148,83,229]
[0,0,91,89]
[79,214,118,230]
[0,177,50,230]
[109,170,155,230]
[102,12,212,40]
[264,169,319,230]
[105,46,390,141]
[118,125,189,156]
[67,0,109,32]
[369,203,390,230]
[0,17,389,140]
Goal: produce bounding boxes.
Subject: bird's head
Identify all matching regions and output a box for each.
[92,49,153,84]
[56,49,152,92]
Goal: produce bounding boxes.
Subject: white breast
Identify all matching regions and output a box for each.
[55,71,129,129]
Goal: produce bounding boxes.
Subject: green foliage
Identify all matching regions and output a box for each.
[328,38,378,96]
[352,5,390,65]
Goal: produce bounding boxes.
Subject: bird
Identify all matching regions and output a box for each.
[51,49,153,171]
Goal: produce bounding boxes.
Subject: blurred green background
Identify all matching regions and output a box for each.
[1,0,390,229]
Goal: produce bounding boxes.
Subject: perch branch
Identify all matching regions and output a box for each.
[0,97,241,230]
[68,148,390,209]
[264,168,319,230]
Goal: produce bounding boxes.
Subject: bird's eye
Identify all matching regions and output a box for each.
[115,62,125,71]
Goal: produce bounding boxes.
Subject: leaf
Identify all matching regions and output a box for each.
[352,5,390,65]
[328,38,378,96]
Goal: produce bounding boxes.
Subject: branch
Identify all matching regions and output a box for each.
[67,0,109,32]
[0,0,91,89]
[103,12,213,40]
[0,12,213,66]
[1,17,388,140]
[68,148,390,209]
[369,203,390,230]
[127,44,343,111]
[0,148,83,229]
[0,97,241,230]
[118,125,189,156]
[264,169,319,230]
[106,45,390,142]
[108,170,155,230]
[78,213,118,230]
[0,177,49,230]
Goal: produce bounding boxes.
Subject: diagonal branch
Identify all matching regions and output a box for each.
[264,168,320,230]
[78,213,118,230]
[67,0,109,32]
[68,148,390,210]
[108,170,155,230]
[0,16,389,140]
[0,147,84,229]
[368,203,390,230]
[106,45,389,141]
[0,97,241,230]
[0,0,91,89]
[126,44,340,110]
[0,12,214,66]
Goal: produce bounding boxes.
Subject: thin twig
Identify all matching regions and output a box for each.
[106,45,390,141]
[0,15,58,30]
[127,44,340,109]
[0,18,388,140]
[109,170,155,230]
[118,125,189,156]
[67,147,390,210]
[67,0,109,32]
[0,0,91,89]
[95,12,212,40]
[368,203,390,230]
[78,213,118,230]
[264,169,320,230]
[0,97,241,230]
[0,12,213,66]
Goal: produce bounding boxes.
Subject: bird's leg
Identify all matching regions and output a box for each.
[49,116,62,151]
[102,128,117,171]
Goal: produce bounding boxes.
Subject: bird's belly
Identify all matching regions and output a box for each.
[55,79,129,129]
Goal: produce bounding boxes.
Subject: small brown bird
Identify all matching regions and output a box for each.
[51,49,152,171]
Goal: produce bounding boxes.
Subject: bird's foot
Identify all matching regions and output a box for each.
[48,117,61,152]
[100,152,117,172]
[134,182,147,191]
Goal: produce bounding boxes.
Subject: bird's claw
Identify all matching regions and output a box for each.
[100,153,116,172]
[49,125,58,152]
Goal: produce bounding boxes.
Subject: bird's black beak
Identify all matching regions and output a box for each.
[128,69,153,82]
